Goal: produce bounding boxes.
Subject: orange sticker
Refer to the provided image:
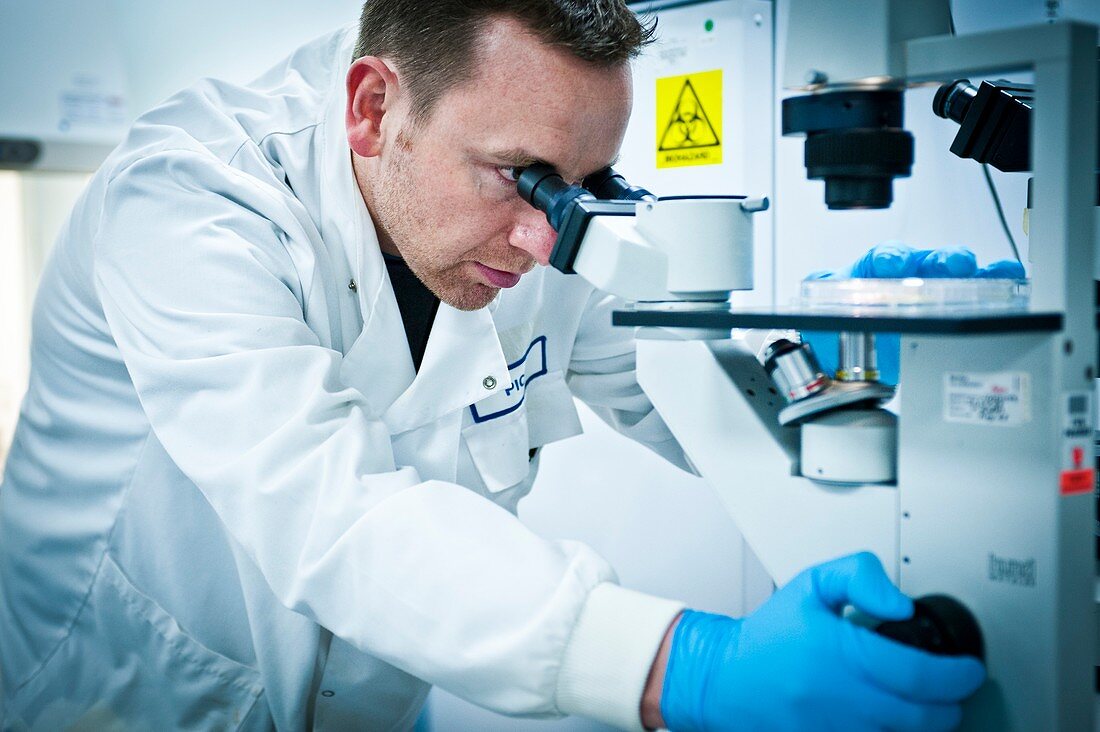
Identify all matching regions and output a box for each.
[1059,469,1094,495]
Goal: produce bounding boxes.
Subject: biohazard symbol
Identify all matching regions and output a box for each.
[658,79,721,151]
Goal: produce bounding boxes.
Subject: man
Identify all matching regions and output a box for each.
[0,1,984,730]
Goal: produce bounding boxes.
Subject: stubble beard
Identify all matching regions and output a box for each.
[370,132,499,313]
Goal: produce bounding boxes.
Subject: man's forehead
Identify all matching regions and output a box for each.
[448,78,629,181]
[426,16,633,180]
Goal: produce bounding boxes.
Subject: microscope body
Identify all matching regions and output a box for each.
[519,4,1097,728]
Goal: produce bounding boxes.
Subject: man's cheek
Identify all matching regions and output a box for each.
[450,195,513,234]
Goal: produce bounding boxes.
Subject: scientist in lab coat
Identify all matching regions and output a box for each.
[0,1,986,730]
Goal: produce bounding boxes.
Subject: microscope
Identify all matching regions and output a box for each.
[517,1,1098,728]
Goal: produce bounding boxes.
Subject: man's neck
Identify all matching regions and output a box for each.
[350,150,401,256]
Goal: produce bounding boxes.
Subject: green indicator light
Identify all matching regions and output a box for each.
[704,19,714,32]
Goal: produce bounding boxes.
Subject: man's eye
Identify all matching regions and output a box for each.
[497,166,524,183]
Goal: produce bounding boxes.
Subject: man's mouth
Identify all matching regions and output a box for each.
[474,263,523,289]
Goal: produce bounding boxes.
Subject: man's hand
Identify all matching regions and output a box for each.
[652,553,985,731]
[641,613,679,729]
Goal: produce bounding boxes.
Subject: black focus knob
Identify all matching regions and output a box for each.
[874,594,985,661]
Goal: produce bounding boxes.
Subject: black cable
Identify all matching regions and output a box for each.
[981,163,1023,265]
[946,2,1023,267]
[945,2,1023,267]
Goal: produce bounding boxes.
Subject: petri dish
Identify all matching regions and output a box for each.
[800,277,1030,310]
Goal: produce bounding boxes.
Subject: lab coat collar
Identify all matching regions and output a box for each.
[385,303,510,435]
[337,214,418,421]
[340,223,511,436]
[319,35,415,418]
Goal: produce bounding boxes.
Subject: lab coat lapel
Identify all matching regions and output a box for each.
[339,264,417,420]
[332,146,418,415]
[384,302,510,435]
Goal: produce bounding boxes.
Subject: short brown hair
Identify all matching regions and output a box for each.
[353,0,655,120]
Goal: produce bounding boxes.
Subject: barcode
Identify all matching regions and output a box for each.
[1070,395,1088,414]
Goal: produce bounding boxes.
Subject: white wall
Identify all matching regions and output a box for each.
[107,0,364,115]
[951,0,1100,33]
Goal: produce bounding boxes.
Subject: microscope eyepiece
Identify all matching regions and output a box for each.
[932,79,1036,173]
[582,167,656,202]
[516,164,595,232]
[932,79,978,125]
[515,163,649,275]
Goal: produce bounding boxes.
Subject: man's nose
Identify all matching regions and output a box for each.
[508,208,558,267]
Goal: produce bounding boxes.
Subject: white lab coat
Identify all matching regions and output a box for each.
[0,26,687,731]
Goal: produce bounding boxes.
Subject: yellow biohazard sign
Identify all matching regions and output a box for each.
[656,69,723,169]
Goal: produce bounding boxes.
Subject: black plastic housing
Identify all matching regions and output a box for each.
[583,167,655,201]
[874,594,986,661]
[932,79,1033,172]
[782,90,914,210]
[517,164,637,274]
[0,138,41,167]
[547,199,636,274]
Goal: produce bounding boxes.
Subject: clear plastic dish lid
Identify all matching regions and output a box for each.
[800,278,1030,310]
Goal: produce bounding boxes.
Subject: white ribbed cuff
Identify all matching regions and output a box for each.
[555,583,684,731]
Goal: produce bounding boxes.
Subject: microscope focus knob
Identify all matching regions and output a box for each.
[873,594,985,661]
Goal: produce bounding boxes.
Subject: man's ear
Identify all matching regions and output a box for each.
[346,56,401,158]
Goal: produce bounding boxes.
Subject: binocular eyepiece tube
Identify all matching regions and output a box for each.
[516,164,594,233]
[516,164,655,233]
[582,167,656,202]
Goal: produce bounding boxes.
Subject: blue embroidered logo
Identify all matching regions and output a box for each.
[469,336,548,423]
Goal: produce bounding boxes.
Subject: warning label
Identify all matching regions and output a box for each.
[943,372,1030,426]
[1060,391,1094,495]
[656,69,723,169]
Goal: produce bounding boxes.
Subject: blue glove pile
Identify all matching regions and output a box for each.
[803,243,1026,383]
[806,243,1025,281]
[660,553,986,732]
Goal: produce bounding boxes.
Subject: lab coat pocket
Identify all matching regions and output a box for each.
[7,554,267,732]
[463,370,582,493]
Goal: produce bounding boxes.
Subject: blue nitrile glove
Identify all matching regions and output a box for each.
[660,553,986,732]
[803,243,1026,383]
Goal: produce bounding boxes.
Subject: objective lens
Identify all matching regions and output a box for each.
[836,332,879,382]
[764,339,830,402]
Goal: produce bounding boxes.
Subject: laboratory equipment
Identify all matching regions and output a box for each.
[932,78,1034,173]
[517,164,767,304]
[778,0,952,210]
[519,1,1098,727]
[660,555,986,732]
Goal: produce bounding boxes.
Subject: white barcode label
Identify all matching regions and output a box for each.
[944,372,1031,426]
[1063,392,1092,439]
